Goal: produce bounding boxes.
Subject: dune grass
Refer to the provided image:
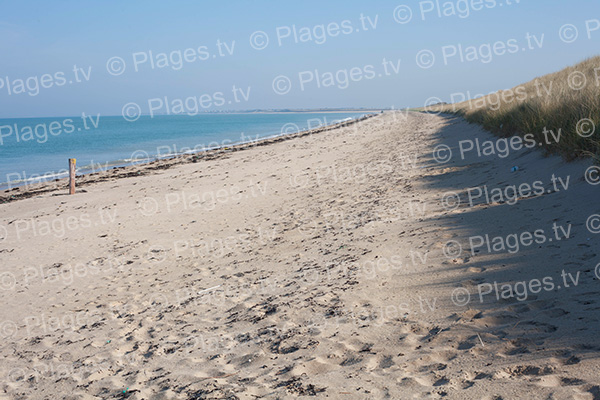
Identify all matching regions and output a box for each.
[424,56,600,161]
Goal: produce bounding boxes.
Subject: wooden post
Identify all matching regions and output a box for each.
[69,158,76,195]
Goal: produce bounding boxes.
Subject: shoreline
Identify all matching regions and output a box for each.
[0,112,379,204]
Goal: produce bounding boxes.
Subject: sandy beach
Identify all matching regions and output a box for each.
[1,111,599,399]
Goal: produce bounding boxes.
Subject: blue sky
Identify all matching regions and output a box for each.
[1,0,599,117]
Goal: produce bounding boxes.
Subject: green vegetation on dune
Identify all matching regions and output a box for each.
[425,56,600,161]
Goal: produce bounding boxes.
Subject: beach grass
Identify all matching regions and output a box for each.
[423,56,600,161]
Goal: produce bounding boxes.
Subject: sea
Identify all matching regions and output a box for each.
[0,112,368,190]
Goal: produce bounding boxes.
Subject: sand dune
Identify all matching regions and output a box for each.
[1,111,599,399]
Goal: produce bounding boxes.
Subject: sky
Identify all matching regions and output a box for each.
[0,0,599,118]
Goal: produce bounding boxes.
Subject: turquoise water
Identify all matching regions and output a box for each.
[0,112,367,190]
